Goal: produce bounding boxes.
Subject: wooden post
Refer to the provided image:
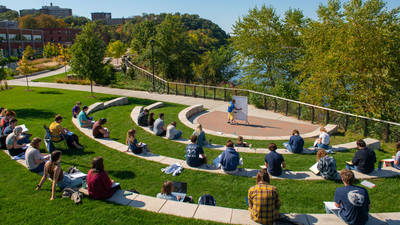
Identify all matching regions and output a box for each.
[193,86,196,97]
[297,104,301,119]
[385,123,390,143]
[175,83,178,95]
[213,88,216,100]
[363,119,368,137]
[311,107,315,124]
[203,86,206,98]
[167,82,169,94]
[326,111,330,124]
[184,84,186,96]
[224,88,227,101]
[263,96,267,110]
[285,101,289,116]
[344,115,349,132]
[274,99,277,112]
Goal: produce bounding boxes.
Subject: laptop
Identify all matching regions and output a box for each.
[171,181,187,202]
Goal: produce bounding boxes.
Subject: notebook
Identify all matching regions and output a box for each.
[360,180,376,189]
[69,172,87,179]
[309,162,320,175]
[324,201,339,212]
[171,181,187,202]
[20,124,29,133]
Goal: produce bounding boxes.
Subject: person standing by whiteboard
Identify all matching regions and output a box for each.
[227,99,241,124]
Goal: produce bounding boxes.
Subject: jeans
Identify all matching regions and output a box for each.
[30,161,45,173]
[317,143,331,150]
[284,142,293,152]
[346,164,359,172]
[57,173,83,189]
[173,131,183,140]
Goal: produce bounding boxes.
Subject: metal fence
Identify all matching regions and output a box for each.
[125,59,400,142]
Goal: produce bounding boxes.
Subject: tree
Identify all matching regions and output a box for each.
[18,15,39,29]
[63,16,90,27]
[0,10,19,21]
[17,56,33,90]
[43,43,59,58]
[70,22,106,96]
[106,40,126,63]
[23,45,35,59]
[37,14,60,28]
[58,44,71,73]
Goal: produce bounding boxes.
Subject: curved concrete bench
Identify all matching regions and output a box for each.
[104,97,128,108]
[2,149,398,225]
[72,103,399,181]
[144,102,164,111]
[179,105,339,141]
[137,106,380,155]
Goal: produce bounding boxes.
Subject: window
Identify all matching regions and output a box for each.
[0,33,6,41]
[57,30,61,34]
[33,35,42,41]
[8,34,17,40]
[22,34,32,41]
[58,36,62,41]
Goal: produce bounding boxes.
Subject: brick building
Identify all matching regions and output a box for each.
[41,28,81,46]
[0,28,44,57]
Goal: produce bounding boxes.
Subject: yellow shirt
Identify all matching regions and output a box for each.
[248,183,281,225]
[49,121,63,142]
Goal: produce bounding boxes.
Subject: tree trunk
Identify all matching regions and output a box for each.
[90,79,93,96]
[25,75,29,90]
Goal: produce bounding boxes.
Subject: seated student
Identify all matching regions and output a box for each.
[156,181,180,201]
[192,124,208,148]
[264,143,286,176]
[235,136,249,147]
[5,126,27,156]
[219,140,240,172]
[92,118,110,138]
[126,129,151,154]
[284,129,304,153]
[185,135,207,167]
[87,156,119,200]
[394,142,400,170]
[248,169,281,225]
[50,114,83,149]
[314,127,330,150]
[78,106,93,128]
[148,112,155,131]
[72,101,81,118]
[153,113,167,136]
[36,151,83,200]
[26,137,48,173]
[316,149,340,180]
[138,109,149,126]
[3,118,31,144]
[1,110,16,135]
[346,139,376,174]
[166,122,182,140]
[327,169,370,225]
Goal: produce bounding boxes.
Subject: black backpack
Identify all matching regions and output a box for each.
[198,194,216,206]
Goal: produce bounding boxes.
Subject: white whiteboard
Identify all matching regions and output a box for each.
[233,96,248,122]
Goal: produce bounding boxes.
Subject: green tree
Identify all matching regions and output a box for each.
[70,22,106,96]
[43,43,59,58]
[0,10,19,21]
[17,56,33,90]
[18,15,39,29]
[63,16,90,27]
[106,40,126,63]
[23,45,35,59]
[58,44,71,73]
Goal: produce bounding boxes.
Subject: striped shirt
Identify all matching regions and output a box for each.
[248,182,281,225]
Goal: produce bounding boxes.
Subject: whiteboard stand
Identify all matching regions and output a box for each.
[232,96,249,125]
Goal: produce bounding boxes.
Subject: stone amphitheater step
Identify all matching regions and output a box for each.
[73,101,400,180]
[1,148,397,225]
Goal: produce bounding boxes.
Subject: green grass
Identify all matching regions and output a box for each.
[0,86,398,225]
[32,71,71,83]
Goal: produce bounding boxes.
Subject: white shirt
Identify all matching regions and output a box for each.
[166,125,179,139]
[319,132,330,145]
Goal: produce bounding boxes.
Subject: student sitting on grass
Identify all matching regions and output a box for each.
[314,127,330,150]
[148,112,155,131]
[166,121,182,140]
[50,114,83,149]
[87,156,119,200]
[153,113,167,136]
[185,135,207,167]
[284,129,304,153]
[1,118,30,148]
[394,142,400,170]
[126,129,151,154]
[1,110,16,135]
[327,169,370,225]
[92,118,110,138]
[72,101,81,118]
[36,151,83,200]
[220,140,241,173]
[248,169,281,225]
[235,136,249,147]
[26,137,48,173]
[156,181,180,201]
[192,124,208,148]
[316,149,340,180]
[264,143,285,176]
[138,109,149,126]
[78,106,94,128]
[346,139,376,174]
[5,126,27,156]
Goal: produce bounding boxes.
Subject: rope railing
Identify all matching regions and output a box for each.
[124,58,400,142]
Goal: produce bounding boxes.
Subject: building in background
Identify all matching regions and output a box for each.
[41,28,81,46]
[91,12,126,25]
[0,20,18,28]
[0,5,11,13]
[0,28,44,57]
[20,3,72,18]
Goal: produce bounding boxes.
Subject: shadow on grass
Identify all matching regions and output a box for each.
[38,91,63,95]
[61,149,95,156]
[14,108,55,119]
[108,170,136,179]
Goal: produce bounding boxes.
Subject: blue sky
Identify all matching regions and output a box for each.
[3,0,399,33]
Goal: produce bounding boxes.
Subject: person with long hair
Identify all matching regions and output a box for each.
[87,156,119,200]
[148,112,155,131]
[126,129,150,154]
[5,126,26,156]
[36,151,82,200]
[192,124,208,148]
[25,137,48,173]
[156,181,180,201]
[314,127,330,150]
[316,149,340,180]
[235,136,248,147]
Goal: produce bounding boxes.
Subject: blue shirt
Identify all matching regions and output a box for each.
[77,111,88,127]
[185,143,204,167]
[334,185,370,225]
[219,147,240,171]
[264,151,284,176]
[228,102,235,112]
[128,138,142,154]
[72,105,80,118]
[289,135,304,153]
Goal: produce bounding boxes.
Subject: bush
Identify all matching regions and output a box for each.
[94,64,116,85]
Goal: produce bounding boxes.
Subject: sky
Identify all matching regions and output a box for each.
[2,0,400,33]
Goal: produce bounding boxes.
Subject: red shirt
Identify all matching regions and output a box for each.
[87,170,115,200]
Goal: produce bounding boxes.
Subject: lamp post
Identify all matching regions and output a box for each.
[150,39,155,92]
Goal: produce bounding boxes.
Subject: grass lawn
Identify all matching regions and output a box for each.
[0,86,398,225]
[32,71,72,83]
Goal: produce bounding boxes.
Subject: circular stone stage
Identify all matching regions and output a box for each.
[197,111,320,140]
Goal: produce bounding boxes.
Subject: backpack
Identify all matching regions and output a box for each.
[198,194,216,206]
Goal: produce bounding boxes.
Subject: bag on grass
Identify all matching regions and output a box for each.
[198,194,216,206]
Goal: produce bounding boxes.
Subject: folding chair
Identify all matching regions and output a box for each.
[43,125,68,153]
